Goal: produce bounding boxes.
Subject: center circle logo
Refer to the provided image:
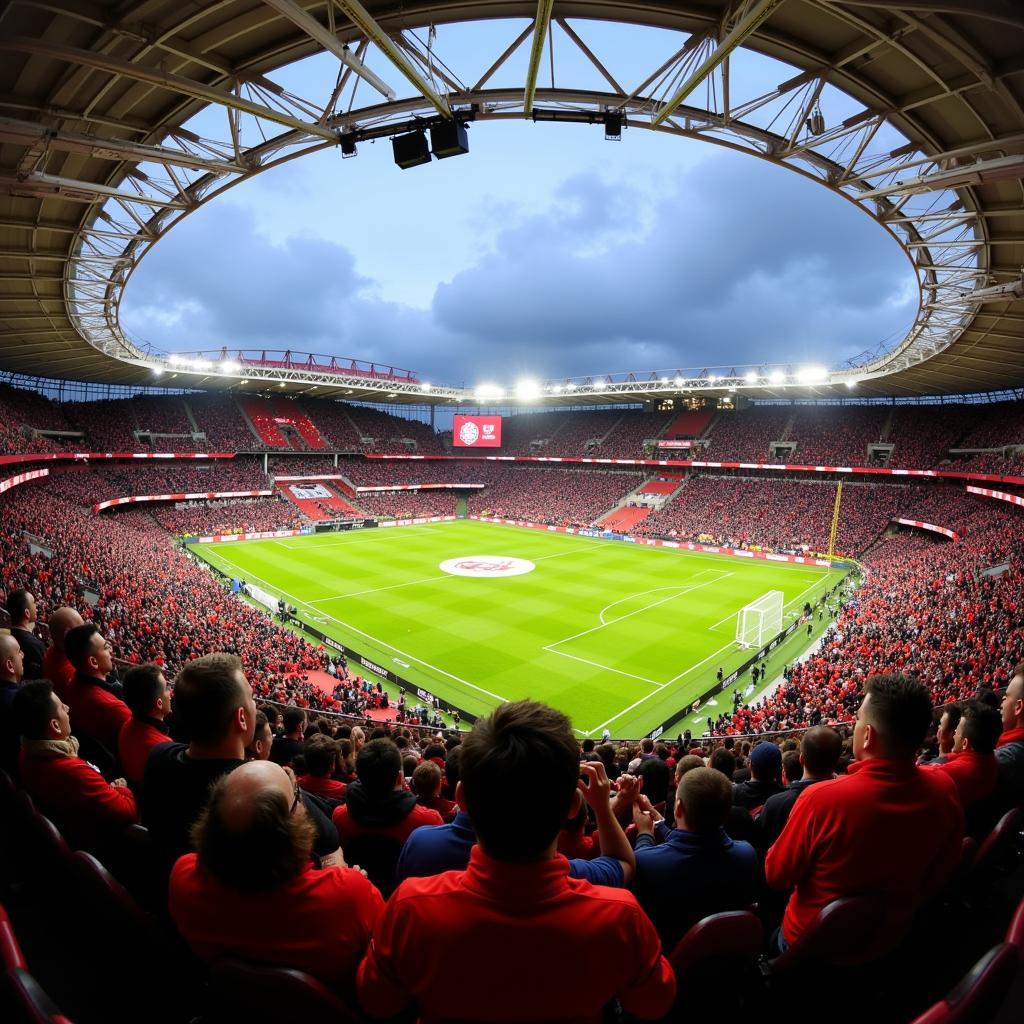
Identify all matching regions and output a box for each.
[440,555,536,578]
[458,420,480,446]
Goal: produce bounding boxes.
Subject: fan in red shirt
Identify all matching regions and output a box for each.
[357,700,675,1023]
[170,759,382,996]
[64,622,131,760]
[296,733,347,804]
[13,679,138,850]
[117,663,171,789]
[923,699,1001,811]
[411,760,458,823]
[765,674,964,961]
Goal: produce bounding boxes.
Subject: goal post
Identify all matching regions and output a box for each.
[735,591,785,649]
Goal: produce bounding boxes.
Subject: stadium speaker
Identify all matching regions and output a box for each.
[339,132,358,158]
[603,112,623,141]
[392,130,431,169]
[430,121,469,159]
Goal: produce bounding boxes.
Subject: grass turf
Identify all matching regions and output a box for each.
[192,519,848,738]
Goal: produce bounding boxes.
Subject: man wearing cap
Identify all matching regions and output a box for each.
[732,741,784,812]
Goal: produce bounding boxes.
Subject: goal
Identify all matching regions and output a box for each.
[736,591,785,649]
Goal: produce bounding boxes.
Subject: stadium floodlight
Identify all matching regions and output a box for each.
[192,359,210,371]
[769,369,786,384]
[152,367,163,377]
[845,379,858,389]
[796,365,828,384]
[708,374,718,384]
[674,376,685,387]
[279,381,286,387]
[660,376,670,384]
[744,370,758,384]
[564,382,576,392]
[221,361,240,374]
[736,591,784,649]
[168,354,182,364]
[475,384,504,402]
[516,379,541,401]
[421,382,432,392]
[240,379,249,385]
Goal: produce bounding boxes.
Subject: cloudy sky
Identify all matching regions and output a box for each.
[120,18,918,389]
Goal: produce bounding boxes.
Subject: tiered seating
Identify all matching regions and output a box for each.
[954,400,1024,449]
[547,409,624,455]
[153,498,304,536]
[495,411,570,455]
[704,408,793,462]
[664,408,715,439]
[269,456,340,476]
[129,395,193,435]
[344,405,443,453]
[238,397,290,447]
[889,406,979,468]
[186,395,263,451]
[595,411,674,457]
[277,482,362,521]
[599,505,652,531]
[270,398,328,449]
[298,399,361,449]
[466,466,642,527]
[357,490,456,519]
[637,480,678,496]
[63,400,140,449]
[787,406,890,466]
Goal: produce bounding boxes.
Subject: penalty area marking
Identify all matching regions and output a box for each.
[706,575,834,633]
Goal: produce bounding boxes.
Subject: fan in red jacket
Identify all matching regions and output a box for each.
[295,733,347,803]
[117,663,172,789]
[765,674,964,961]
[13,680,138,849]
[40,606,83,702]
[64,622,131,759]
[357,701,675,1023]
[332,738,443,848]
[923,699,1001,810]
[170,759,382,996]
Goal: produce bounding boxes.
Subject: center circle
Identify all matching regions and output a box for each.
[440,555,536,578]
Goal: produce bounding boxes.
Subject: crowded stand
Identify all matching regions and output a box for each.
[704,406,793,461]
[888,404,980,469]
[296,397,363,449]
[466,465,643,526]
[268,455,340,476]
[152,497,305,537]
[954,400,1024,450]
[344,404,444,453]
[356,490,457,519]
[593,410,674,457]
[786,405,890,466]
[633,476,912,555]
[186,393,266,450]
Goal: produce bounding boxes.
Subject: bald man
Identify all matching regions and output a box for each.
[169,760,383,993]
[995,664,1024,807]
[42,606,84,701]
[0,633,25,774]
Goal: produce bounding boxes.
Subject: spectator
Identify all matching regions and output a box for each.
[755,726,842,853]
[246,710,274,761]
[13,679,137,848]
[924,699,1001,812]
[631,767,761,950]
[397,761,636,888]
[41,606,83,701]
[995,664,1024,806]
[411,761,457,823]
[269,706,306,767]
[765,674,964,959]
[357,701,675,1022]
[733,741,784,811]
[0,633,25,775]
[297,734,347,804]
[332,738,443,849]
[117,663,171,789]
[920,705,962,765]
[7,588,45,680]
[169,760,383,993]
[64,622,130,772]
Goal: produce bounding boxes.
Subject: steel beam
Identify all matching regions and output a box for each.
[524,0,556,115]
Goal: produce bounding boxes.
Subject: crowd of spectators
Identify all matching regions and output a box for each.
[356,490,457,520]
[152,498,305,537]
[786,406,889,466]
[269,456,340,476]
[295,398,362,449]
[186,394,266,451]
[704,407,794,462]
[344,405,443,454]
[597,411,675,458]
[466,466,643,527]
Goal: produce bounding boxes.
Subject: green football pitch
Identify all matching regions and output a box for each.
[192,519,849,738]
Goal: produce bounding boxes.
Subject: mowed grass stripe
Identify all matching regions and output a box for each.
[193,521,847,736]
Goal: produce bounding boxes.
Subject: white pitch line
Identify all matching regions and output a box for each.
[546,572,732,650]
[309,574,455,602]
[545,650,665,688]
[597,569,725,625]
[275,524,445,550]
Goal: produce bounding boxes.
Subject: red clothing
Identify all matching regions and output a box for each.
[297,775,347,801]
[18,748,138,847]
[332,801,443,846]
[996,725,1024,748]
[925,750,998,809]
[66,676,131,756]
[118,717,169,788]
[170,854,383,993]
[41,647,75,702]
[358,847,674,1023]
[416,794,458,824]
[765,758,963,955]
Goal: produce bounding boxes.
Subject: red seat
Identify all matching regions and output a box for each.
[770,895,887,972]
[0,903,27,971]
[669,909,763,983]
[207,959,363,1023]
[973,807,1022,876]
[1,967,74,1024]
[1005,893,1024,964]
[910,943,1017,1024]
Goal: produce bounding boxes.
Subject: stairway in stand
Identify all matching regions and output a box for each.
[598,506,652,532]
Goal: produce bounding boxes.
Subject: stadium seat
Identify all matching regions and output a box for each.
[99,824,162,911]
[968,807,1022,895]
[207,959,363,1023]
[1005,893,1024,964]
[909,943,1017,1024]
[20,805,73,882]
[668,910,763,1009]
[0,903,27,971]
[768,895,887,973]
[339,834,404,899]
[0,967,74,1024]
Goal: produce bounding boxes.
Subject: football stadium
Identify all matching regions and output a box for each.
[1,1,1023,1022]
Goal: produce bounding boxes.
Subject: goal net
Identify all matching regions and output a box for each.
[736,591,784,649]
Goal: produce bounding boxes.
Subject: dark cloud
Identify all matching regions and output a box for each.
[122,150,916,383]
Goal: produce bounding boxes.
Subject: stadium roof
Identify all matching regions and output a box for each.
[0,0,1022,405]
